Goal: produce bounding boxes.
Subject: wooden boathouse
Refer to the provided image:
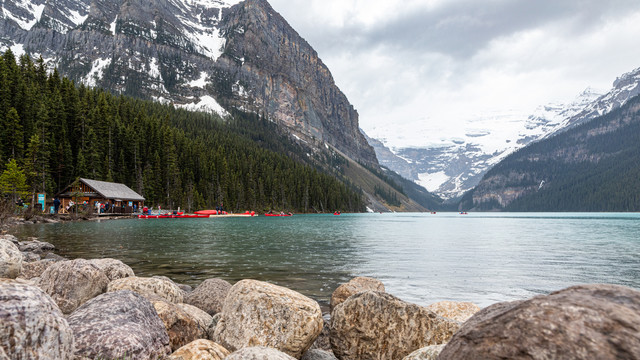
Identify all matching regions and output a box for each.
[56,178,144,214]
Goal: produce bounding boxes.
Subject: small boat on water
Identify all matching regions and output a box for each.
[333,211,341,215]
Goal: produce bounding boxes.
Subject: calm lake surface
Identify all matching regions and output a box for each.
[13,212,640,308]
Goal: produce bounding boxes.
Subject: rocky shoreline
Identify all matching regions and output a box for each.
[2,233,640,359]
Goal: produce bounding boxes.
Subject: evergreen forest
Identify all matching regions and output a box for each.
[0,50,364,213]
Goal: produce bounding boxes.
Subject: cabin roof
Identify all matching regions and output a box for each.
[59,178,145,201]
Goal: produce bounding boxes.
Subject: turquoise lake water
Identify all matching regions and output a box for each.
[13,212,640,308]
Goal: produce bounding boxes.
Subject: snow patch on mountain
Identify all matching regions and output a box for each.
[82,58,111,87]
[176,95,228,116]
[2,1,45,30]
[188,72,209,88]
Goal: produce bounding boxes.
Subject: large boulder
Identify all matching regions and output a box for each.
[152,299,201,351]
[225,346,297,360]
[438,284,640,360]
[67,290,171,359]
[184,278,232,315]
[330,291,459,360]
[36,259,109,314]
[330,276,385,311]
[88,258,135,281]
[213,279,323,358]
[0,279,74,359]
[168,339,230,360]
[425,301,480,323]
[107,276,184,303]
[176,303,214,339]
[0,238,22,279]
[302,349,338,360]
[0,234,18,245]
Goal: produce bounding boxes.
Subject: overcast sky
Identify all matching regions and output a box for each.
[267,0,640,148]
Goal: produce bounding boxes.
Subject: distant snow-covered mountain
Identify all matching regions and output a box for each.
[369,66,640,200]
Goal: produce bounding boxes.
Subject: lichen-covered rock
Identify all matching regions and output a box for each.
[402,344,445,360]
[17,239,55,254]
[36,259,109,314]
[152,299,200,351]
[177,303,213,339]
[438,284,640,360]
[167,339,230,360]
[425,301,480,323]
[330,276,385,311]
[107,276,184,303]
[88,258,135,281]
[225,346,297,360]
[0,279,74,359]
[330,291,459,360]
[0,238,22,279]
[19,259,57,279]
[302,349,338,360]
[184,278,232,315]
[213,279,323,358]
[67,290,171,359]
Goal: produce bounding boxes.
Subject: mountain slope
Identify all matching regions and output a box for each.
[0,0,377,166]
[460,93,640,212]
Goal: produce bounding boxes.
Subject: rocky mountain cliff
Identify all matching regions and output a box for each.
[460,92,640,211]
[0,0,377,166]
[371,67,640,201]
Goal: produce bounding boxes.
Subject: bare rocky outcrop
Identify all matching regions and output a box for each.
[184,278,232,315]
[438,284,640,359]
[167,339,230,360]
[0,279,75,359]
[36,258,110,314]
[152,299,201,351]
[425,301,480,323]
[225,346,297,360]
[67,290,171,359]
[330,291,460,360]
[213,279,323,358]
[330,276,385,311]
[88,258,135,281]
[107,276,184,303]
[0,238,22,279]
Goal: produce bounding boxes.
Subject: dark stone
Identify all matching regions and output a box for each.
[439,284,640,360]
[184,278,232,315]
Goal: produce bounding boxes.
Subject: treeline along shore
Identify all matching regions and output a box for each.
[2,230,640,359]
[0,50,364,214]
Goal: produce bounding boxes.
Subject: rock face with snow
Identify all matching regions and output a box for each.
[0,279,75,359]
[370,67,640,201]
[0,0,377,166]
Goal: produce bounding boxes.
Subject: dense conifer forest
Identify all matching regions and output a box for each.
[0,50,364,213]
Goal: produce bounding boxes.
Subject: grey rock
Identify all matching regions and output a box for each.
[20,251,41,262]
[0,279,74,359]
[67,290,171,359]
[167,339,230,360]
[438,284,640,360]
[213,279,323,358]
[107,276,184,303]
[225,346,297,360]
[402,344,445,360]
[152,299,200,351]
[88,258,135,281]
[43,252,67,261]
[36,258,110,314]
[425,301,480,323]
[309,317,332,352]
[184,278,232,315]
[0,238,22,279]
[0,234,18,245]
[19,259,57,280]
[17,239,55,254]
[176,303,213,340]
[302,349,338,360]
[330,276,385,311]
[330,291,460,360]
